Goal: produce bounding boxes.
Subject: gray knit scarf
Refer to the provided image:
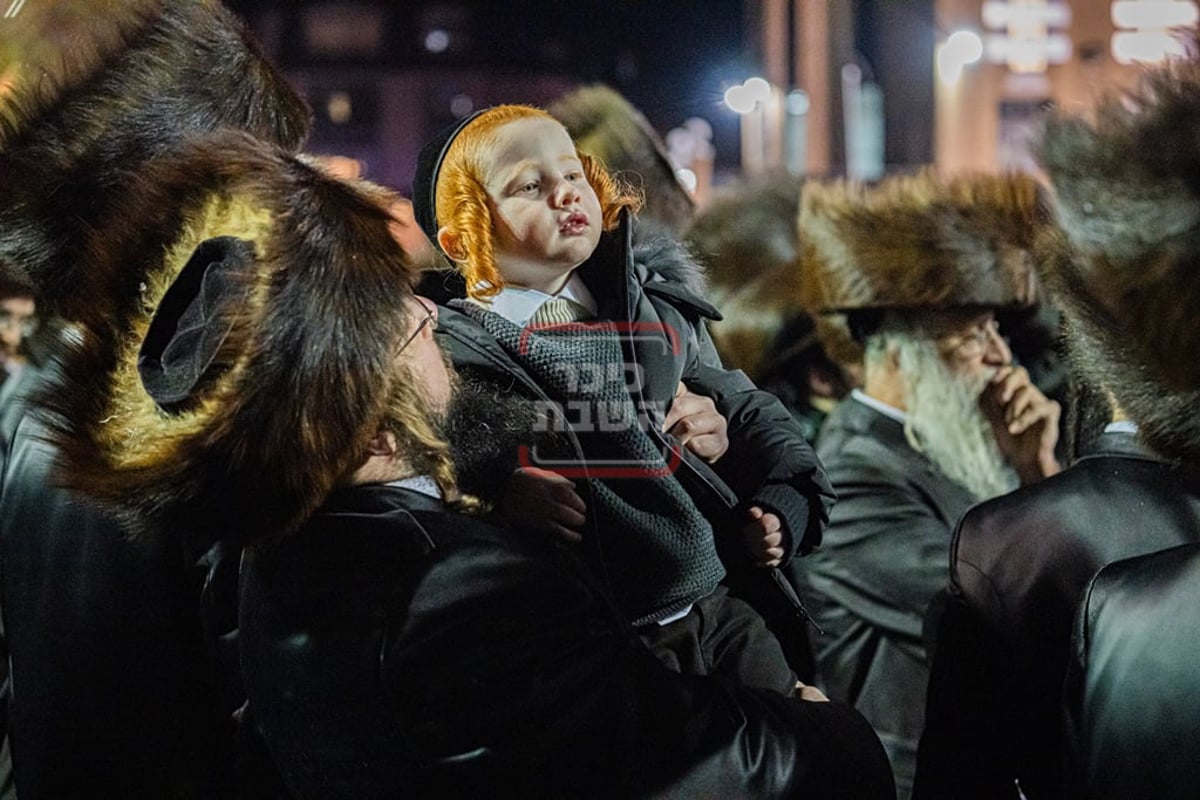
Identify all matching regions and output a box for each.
[452,300,724,625]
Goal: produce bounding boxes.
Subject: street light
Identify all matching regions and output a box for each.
[724,76,775,175]
[937,30,984,85]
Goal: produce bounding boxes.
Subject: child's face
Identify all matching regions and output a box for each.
[480,117,602,294]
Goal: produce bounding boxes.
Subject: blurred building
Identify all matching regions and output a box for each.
[933,0,1191,173]
[224,1,1196,194]
[739,0,1195,179]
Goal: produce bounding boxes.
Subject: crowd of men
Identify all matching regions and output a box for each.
[2,2,1200,799]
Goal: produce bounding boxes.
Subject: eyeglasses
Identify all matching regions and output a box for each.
[0,310,38,338]
[941,317,1001,360]
[398,297,438,353]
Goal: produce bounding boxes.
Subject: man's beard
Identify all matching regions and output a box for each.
[899,339,1018,501]
[441,372,551,501]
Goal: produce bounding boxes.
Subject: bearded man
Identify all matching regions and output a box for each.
[788,171,1062,799]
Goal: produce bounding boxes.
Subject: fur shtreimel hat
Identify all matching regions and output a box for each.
[685,174,807,377]
[798,170,1044,358]
[549,84,695,234]
[0,0,310,331]
[1039,56,1200,465]
[43,131,415,542]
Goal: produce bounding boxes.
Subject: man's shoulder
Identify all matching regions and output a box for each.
[1091,542,1200,614]
[960,450,1200,539]
[313,485,580,567]
[817,400,914,470]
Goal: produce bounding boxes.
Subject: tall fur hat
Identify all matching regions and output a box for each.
[0,0,310,331]
[1039,55,1200,465]
[684,173,807,377]
[41,131,416,542]
[549,84,695,234]
[797,170,1044,359]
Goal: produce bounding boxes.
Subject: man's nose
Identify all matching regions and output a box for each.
[983,323,1012,365]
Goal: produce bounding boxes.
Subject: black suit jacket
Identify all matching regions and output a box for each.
[239,483,894,800]
[789,396,979,798]
[915,431,1200,799]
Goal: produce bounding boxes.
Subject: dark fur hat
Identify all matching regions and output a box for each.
[798,170,1044,358]
[0,0,311,329]
[1039,56,1200,464]
[549,84,695,234]
[41,131,416,542]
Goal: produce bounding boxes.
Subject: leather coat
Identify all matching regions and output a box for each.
[1065,541,1200,800]
[0,414,238,799]
[239,483,895,800]
[916,431,1200,799]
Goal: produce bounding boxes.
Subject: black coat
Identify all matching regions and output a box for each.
[438,213,833,552]
[1066,541,1200,800]
[915,431,1200,800]
[239,483,895,800]
[0,414,238,799]
[436,214,834,669]
[788,396,978,798]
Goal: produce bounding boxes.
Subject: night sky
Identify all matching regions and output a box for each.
[225,0,752,172]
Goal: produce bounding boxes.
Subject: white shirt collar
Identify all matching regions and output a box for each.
[477,272,597,326]
[383,475,443,500]
[851,388,908,424]
[1104,420,1139,434]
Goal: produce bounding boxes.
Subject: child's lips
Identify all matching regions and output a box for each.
[560,213,589,234]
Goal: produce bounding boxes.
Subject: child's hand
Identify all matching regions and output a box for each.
[663,382,729,463]
[499,467,587,544]
[741,506,785,567]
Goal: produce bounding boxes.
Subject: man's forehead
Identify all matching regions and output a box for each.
[0,295,35,312]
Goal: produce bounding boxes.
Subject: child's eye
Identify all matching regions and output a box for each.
[519,181,540,193]
[565,171,584,181]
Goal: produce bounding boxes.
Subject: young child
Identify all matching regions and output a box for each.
[411,104,834,692]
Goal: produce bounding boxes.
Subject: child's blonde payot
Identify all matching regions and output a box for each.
[433,104,642,300]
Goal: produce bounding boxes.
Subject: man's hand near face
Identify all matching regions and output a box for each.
[980,364,1062,484]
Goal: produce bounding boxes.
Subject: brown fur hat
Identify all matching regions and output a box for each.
[41,131,416,542]
[0,0,310,329]
[1039,57,1200,464]
[684,174,806,377]
[549,84,695,234]
[797,170,1044,358]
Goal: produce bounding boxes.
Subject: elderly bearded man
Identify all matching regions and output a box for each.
[787,172,1062,798]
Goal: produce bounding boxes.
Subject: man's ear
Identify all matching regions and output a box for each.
[364,431,398,457]
[436,226,466,262]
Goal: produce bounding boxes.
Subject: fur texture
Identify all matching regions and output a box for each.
[40,132,417,542]
[1040,56,1200,395]
[550,84,695,234]
[797,171,1045,360]
[684,174,807,375]
[0,0,310,327]
[632,218,709,299]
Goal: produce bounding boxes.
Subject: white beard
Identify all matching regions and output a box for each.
[898,339,1018,501]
